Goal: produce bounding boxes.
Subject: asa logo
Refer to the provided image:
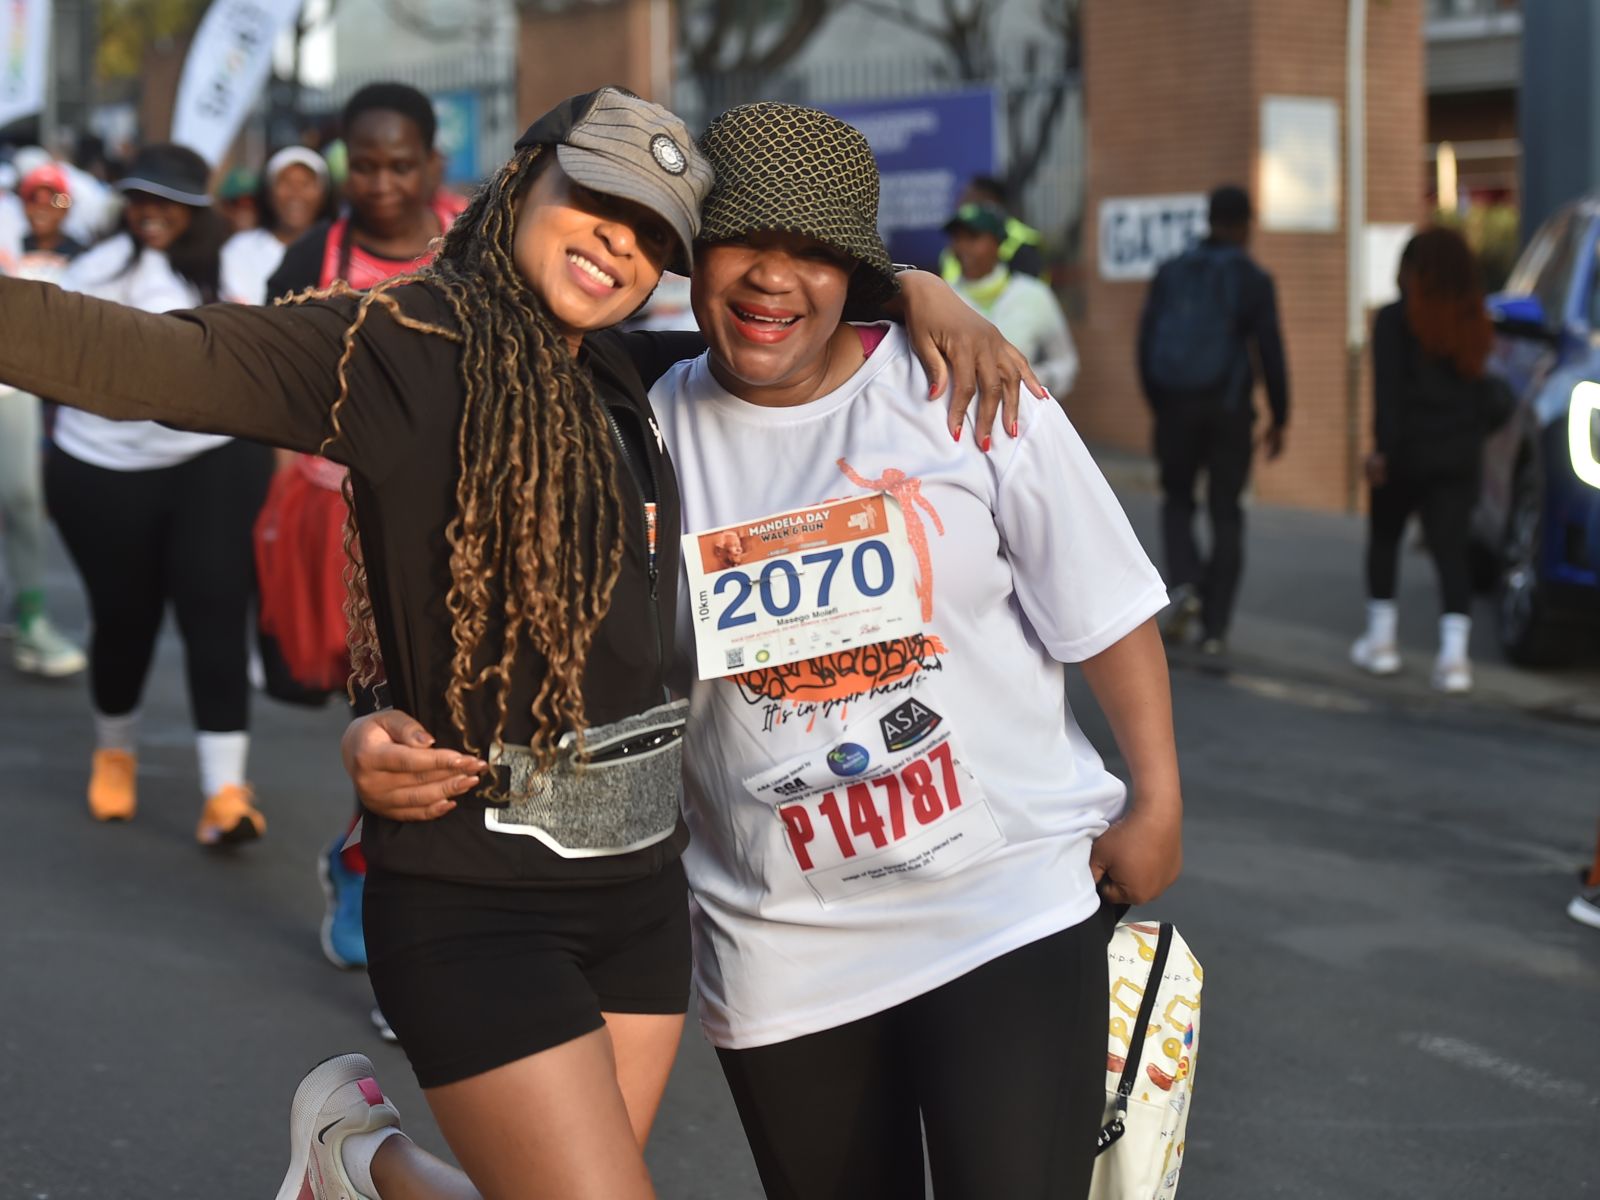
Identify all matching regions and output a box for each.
[826,743,871,777]
[879,698,942,753]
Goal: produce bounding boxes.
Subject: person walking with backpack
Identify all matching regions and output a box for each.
[1138,184,1289,654]
[1349,228,1511,693]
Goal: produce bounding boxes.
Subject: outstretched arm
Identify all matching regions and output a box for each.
[0,275,385,462]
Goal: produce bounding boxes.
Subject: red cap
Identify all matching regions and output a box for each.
[20,164,70,200]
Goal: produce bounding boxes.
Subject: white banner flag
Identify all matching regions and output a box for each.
[172,0,306,166]
[0,0,50,130]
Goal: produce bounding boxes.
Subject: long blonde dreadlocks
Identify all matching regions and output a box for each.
[288,145,626,774]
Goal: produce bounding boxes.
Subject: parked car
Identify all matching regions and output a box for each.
[1479,199,1600,663]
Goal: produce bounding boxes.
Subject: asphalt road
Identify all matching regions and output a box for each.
[1,510,1596,1199]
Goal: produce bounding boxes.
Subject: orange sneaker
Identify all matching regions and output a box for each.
[196,784,266,846]
[87,749,137,822]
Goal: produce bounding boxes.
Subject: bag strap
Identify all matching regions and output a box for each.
[1097,922,1174,1156]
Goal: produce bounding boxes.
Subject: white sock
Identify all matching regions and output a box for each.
[1365,599,1398,646]
[343,1127,405,1199]
[93,709,140,754]
[195,731,249,798]
[1439,613,1471,663]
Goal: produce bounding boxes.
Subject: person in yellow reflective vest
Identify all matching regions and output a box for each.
[940,175,1045,282]
[945,203,1077,397]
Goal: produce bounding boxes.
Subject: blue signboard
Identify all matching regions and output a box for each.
[433,90,481,184]
[825,89,998,270]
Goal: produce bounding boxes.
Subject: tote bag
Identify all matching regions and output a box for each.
[1089,922,1203,1200]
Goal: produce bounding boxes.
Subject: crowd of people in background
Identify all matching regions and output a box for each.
[0,81,475,1033]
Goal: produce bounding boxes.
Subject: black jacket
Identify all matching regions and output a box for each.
[1137,237,1290,427]
[0,275,700,885]
[1371,300,1512,479]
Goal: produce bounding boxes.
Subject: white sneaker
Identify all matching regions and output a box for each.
[273,1054,401,1200]
[1431,656,1473,694]
[1350,634,1400,676]
[13,617,87,678]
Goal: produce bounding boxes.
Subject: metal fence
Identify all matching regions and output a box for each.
[674,51,1085,260]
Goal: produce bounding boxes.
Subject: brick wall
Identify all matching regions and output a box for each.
[517,0,670,128]
[1078,0,1425,511]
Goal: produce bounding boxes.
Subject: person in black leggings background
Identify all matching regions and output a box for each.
[44,144,274,842]
[1350,227,1511,694]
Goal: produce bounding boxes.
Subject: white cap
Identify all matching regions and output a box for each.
[265,146,330,187]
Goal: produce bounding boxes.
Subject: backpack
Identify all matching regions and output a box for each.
[1090,922,1203,1200]
[1144,246,1244,394]
[253,454,352,706]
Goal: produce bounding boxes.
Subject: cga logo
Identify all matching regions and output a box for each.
[826,743,871,777]
[879,698,942,752]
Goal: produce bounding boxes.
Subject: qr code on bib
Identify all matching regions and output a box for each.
[725,648,745,670]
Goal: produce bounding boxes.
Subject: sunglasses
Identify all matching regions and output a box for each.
[24,189,71,210]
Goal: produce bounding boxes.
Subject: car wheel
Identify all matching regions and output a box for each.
[1497,458,1565,665]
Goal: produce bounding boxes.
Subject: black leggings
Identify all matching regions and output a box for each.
[45,441,274,728]
[1366,470,1475,614]
[1154,400,1255,640]
[716,913,1113,1200]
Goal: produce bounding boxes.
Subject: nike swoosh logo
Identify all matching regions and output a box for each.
[317,1119,341,1144]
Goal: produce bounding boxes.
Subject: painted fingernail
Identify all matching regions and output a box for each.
[1008,418,1019,438]
[980,435,992,453]
[952,425,962,443]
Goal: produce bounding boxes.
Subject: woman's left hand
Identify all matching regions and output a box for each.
[895,269,1045,445]
[1090,799,1183,907]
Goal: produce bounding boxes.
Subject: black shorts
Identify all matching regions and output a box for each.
[364,859,691,1089]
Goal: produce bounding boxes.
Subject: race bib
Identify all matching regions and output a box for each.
[683,494,923,681]
[744,692,1006,905]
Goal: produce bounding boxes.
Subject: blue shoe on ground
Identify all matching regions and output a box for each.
[318,839,367,969]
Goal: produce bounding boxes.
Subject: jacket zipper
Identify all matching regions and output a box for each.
[604,406,666,692]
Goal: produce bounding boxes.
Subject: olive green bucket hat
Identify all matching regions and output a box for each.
[697,102,898,307]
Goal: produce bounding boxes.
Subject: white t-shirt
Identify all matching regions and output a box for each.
[650,323,1167,1049]
[953,266,1079,397]
[52,234,232,471]
[221,227,290,305]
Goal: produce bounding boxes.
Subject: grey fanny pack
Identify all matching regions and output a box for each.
[483,699,688,858]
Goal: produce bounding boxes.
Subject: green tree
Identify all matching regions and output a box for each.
[96,0,210,81]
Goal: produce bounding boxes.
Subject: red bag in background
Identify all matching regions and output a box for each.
[254,454,351,704]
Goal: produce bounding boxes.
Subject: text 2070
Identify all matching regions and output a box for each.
[715,540,895,630]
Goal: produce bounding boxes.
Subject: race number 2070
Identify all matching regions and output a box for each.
[779,741,963,871]
[715,539,896,630]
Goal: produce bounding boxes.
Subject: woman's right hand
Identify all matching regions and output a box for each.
[342,709,487,821]
[1364,452,1388,488]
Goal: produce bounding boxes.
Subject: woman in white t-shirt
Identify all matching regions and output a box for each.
[219,146,332,305]
[46,144,276,844]
[349,104,1181,1199]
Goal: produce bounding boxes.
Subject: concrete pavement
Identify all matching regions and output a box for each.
[1,480,1596,1197]
[1102,448,1600,726]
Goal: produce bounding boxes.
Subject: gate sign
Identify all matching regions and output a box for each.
[825,89,997,270]
[1098,194,1209,282]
